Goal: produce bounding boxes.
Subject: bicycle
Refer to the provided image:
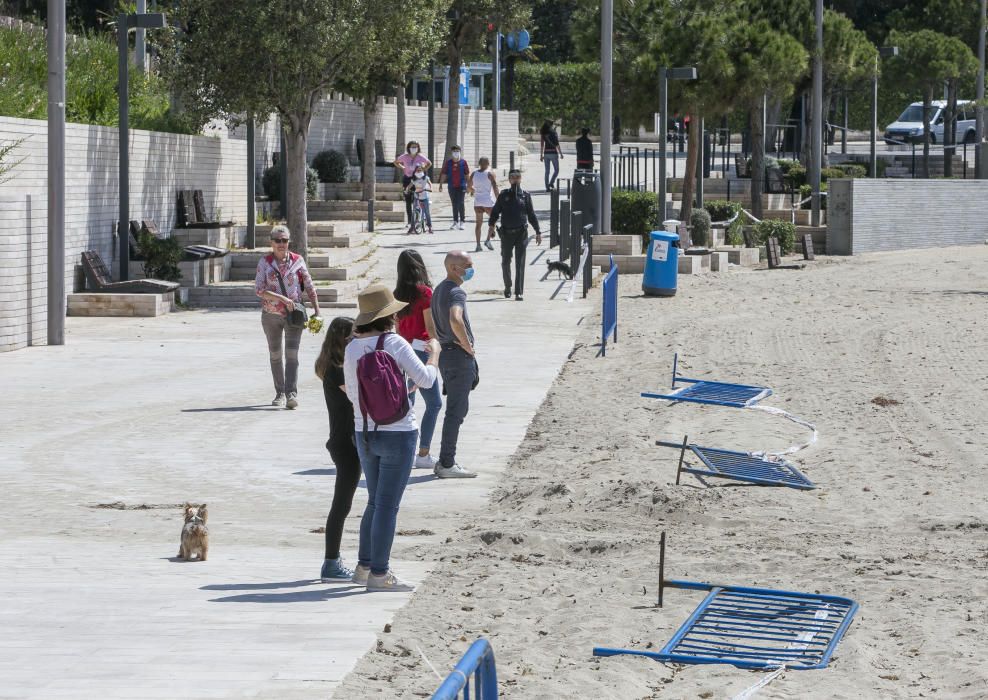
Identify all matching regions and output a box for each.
[410,195,428,235]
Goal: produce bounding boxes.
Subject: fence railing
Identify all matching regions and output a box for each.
[431,638,498,700]
[601,255,617,356]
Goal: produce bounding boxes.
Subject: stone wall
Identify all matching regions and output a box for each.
[827,179,988,255]
[0,116,249,351]
[240,97,521,184]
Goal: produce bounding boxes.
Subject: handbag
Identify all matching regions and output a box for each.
[271,259,308,329]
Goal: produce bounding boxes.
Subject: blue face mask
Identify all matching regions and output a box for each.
[462,267,475,282]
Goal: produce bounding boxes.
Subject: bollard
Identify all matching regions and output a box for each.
[560,199,571,257]
[509,150,515,173]
[570,210,583,276]
[582,223,593,298]
[367,199,375,233]
[550,185,560,248]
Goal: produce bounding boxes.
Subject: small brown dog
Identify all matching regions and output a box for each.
[178,503,209,561]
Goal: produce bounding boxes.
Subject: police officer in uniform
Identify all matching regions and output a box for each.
[488,169,542,301]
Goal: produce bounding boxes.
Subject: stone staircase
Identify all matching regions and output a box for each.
[884,154,966,178]
[307,200,405,223]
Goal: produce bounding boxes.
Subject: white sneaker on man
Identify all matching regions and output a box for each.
[449,222,458,230]
[414,454,439,470]
[286,393,298,409]
[351,564,371,585]
[434,463,477,479]
[366,570,415,592]
[271,393,286,407]
[457,222,465,230]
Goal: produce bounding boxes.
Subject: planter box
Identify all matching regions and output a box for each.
[717,246,760,267]
[710,251,729,272]
[678,254,703,275]
[67,292,174,317]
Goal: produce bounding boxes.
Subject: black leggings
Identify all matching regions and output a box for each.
[324,435,362,560]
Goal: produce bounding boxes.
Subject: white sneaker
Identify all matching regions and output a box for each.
[414,454,439,470]
[434,463,477,479]
[366,570,415,592]
[449,222,458,230]
[271,393,286,407]
[352,564,371,585]
[457,222,465,230]
[286,393,298,409]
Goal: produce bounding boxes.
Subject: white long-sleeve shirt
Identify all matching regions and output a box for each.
[343,332,438,432]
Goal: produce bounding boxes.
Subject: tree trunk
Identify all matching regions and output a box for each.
[283,115,310,259]
[445,45,461,166]
[922,92,932,178]
[679,116,700,224]
[395,82,406,184]
[750,100,766,220]
[362,97,378,202]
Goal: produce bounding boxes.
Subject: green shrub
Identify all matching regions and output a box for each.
[799,182,829,209]
[689,208,712,247]
[783,163,807,188]
[262,164,319,200]
[820,167,846,182]
[703,200,743,245]
[514,62,601,133]
[311,150,349,183]
[753,219,797,254]
[833,163,866,179]
[611,189,660,251]
[138,228,183,282]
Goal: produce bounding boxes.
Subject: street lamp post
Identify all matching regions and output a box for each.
[977,0,986,178]
[659,66,697,222]
[810,0,823,227]
[48,0,66,345]
[870,46,899,178]
[117,11,167,281]
[601,0,613,233]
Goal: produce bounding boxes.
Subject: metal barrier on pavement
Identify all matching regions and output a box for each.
[431,638,498,700]
[601,254,617,356]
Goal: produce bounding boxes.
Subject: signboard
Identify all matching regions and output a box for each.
[459,66,471,104]
[652,239,669,262]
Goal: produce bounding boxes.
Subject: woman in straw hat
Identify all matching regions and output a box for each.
[343,284,439,592]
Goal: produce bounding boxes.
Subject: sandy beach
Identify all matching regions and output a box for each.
[339,246,988,699]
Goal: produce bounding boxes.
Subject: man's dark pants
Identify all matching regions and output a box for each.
[448,187,466,223]
[438,345,478,468]
[499,226,528,296]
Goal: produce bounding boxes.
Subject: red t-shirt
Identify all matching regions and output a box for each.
[397,285,432,344]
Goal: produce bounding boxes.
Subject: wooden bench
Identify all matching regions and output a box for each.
[81,251,180,294]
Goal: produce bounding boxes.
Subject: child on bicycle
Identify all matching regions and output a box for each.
[404,165,434,235]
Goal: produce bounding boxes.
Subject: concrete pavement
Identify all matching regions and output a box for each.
[0,154,591,698]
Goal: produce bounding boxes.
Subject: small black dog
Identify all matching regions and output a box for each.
[546,259,574,280]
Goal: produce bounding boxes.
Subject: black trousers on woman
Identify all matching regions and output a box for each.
[324,435,362,560]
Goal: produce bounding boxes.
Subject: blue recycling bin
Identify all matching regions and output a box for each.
[642,230,680,297]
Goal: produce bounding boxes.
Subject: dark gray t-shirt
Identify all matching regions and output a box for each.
[432,279,474,347]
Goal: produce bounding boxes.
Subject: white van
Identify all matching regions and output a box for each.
[883,100,978,145]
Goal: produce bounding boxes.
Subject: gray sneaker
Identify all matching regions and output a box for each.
[366,570,415,592]
[271,393,286,407]
[351,564,371,585]
[286,393,298,409]
[434,463,477,479]
[474,244,483,253]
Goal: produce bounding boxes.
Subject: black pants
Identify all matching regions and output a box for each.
[500,226,528,296]
[402,175,413,223]
[438,346,478,468]
[325,434,362,560]
[448,188,466,223]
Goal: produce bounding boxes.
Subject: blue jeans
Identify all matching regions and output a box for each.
[356,430,417,575]
[544,153,560,190]
[409,348,442,451]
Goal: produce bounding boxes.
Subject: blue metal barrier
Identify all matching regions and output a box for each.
[601,255,617,356]
[431,638,498,700]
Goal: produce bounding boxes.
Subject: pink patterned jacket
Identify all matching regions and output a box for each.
[255,253,317,316]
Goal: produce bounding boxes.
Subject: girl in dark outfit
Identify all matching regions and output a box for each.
[314,317,361,581]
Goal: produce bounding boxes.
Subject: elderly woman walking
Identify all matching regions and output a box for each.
[255,225,320,409]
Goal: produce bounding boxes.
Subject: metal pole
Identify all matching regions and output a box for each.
[135,0,146,74]
[870,59,878,177]
[117,15,130,281]
[279,125,287,220]
[842,91,848,154]
[247,119,256,247]
[600,0,613,233]
[810,0,823,227]
[493,35,500,169]
[977,0,986,178]
[428,60,436,168]
[695,118,704,210]
[47,0,66,345]
[660,78,667,207]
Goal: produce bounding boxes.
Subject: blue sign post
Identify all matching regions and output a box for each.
[458,65,470,104]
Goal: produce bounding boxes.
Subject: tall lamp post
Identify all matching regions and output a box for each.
[658,66,697,221]
[601,0,613,233]
[976,0,986,179]
[870,46,899,178]
[810,0,823,227]
[117,11,167,281]
[48,0,66,345]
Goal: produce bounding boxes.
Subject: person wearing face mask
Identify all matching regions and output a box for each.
[404,165,434,234]
[488,169,542,301]
[438,146,470,231]
[393,141,432,228]
[430,251,479,479]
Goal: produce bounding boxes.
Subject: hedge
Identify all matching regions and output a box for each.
[703,200,744,245]
[689,208,711,247]
[514,62,600,134]
[753,219,797,254]
[263,165,319,200]
[611,189,660,251]
[311,150,349,183]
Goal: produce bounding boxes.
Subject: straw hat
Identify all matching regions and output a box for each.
[355,283,407,326]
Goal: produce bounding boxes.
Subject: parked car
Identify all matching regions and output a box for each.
[884,100,978,145]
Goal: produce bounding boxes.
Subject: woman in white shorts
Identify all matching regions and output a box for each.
[469,157,499,253]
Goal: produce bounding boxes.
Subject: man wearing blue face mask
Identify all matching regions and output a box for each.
[430,251,478,479]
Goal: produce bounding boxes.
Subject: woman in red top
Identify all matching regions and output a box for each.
[394,250,443,469]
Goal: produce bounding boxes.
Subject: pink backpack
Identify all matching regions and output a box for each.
[357,334,409,438]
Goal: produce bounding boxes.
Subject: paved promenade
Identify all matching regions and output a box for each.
[0,157,589,698]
